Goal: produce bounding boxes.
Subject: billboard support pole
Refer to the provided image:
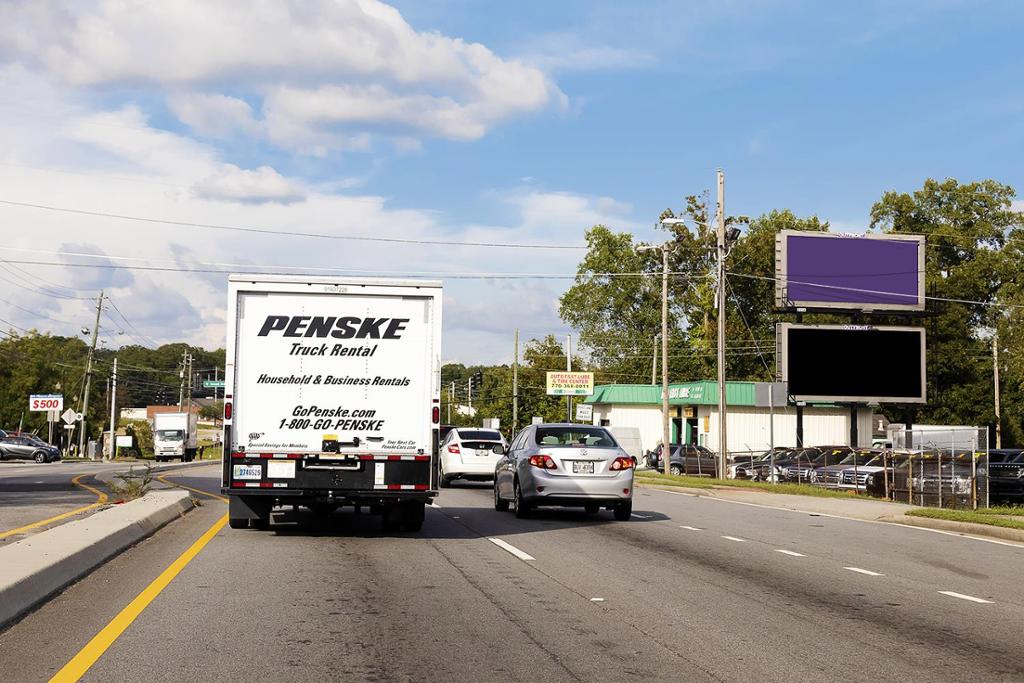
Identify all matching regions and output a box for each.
[849,404,858,448]
[715,169,728,480]
[796,403,804,447]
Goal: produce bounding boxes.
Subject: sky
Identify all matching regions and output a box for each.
[0,0,1021,364]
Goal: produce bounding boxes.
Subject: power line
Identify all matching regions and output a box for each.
[0,198,587,250]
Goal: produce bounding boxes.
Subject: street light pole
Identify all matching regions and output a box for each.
[715,169,728,480]
[639,242,672,476]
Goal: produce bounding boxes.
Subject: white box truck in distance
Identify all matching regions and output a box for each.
[222,275,442,532]
[153,412,198,462]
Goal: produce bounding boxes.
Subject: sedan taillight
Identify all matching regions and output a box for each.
[528,455,558,470]
[609,457,634,471]
[447,444,461,454]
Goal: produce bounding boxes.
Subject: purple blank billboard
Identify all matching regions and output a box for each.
[775,231,925,311]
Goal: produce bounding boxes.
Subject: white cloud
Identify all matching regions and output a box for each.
[192,165,307,205]
[0,0,564,150]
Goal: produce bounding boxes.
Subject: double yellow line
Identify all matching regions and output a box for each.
[0,474,108,541]
[50,466,228,682]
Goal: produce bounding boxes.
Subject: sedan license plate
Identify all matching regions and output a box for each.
[572,461,594,474]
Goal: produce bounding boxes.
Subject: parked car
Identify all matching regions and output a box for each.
[651,443,718,477]
[750,447,816,482]
[439,428,507,486]
[814,449,884,488]
[0,435,61,463]
[494,424,634,520]
[887,450,978,506]
[781,446,854,482]
[986,449,1024,504]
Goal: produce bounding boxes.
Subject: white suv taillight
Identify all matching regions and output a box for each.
[447,444,461,454]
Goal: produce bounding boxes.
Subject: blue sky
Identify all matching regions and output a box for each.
[0,1,1021,362]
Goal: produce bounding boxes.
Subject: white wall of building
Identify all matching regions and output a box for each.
[593,403,873,454]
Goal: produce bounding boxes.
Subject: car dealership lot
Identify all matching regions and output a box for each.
[2,467,1022,682]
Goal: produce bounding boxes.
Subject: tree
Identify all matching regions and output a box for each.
[870,178,1021,432]
[199,401,224,424]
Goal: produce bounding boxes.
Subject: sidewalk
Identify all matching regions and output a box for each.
[639,481,1024,545]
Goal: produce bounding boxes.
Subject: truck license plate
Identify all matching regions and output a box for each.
[572,461,594,474]
[233,464,262,480]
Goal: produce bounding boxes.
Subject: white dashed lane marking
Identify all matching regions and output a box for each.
[844,567,884,576]
[679,525,703,531]
[631,513,652,519]
[938,591,993,604]
[590,597,605,602]
[774,549,805,557]
[488,537,536,562]
[721,535,747,543]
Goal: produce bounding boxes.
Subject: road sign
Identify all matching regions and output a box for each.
[545,372,594,396]
[575,404,593,422]
[30,394,63,412]
[203,380,225,389]
[61,408,78,425]
[532,416,543,425]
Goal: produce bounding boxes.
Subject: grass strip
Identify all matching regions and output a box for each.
[906,507,1024,530]
[635,471,863,499]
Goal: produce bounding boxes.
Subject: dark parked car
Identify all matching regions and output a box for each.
[0,435,61,463]
[781,446,854,482]
[987,449,1024,504]
[651,443,718,477]
[813,449,883,488]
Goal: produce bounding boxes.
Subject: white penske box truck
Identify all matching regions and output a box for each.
[222,275,442,532]
[153,411,198,462]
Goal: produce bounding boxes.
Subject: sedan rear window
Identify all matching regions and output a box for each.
[535,427,616,448]
[457,430,501,441]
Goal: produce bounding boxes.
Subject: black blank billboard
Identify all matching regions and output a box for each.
[780,325,926,403]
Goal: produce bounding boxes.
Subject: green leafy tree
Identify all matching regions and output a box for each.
[870,178,1020,431]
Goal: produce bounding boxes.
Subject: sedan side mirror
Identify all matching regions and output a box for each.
[492,444,506,455]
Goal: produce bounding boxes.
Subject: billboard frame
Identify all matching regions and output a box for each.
[777,323,927,404]
[775,230,926,312]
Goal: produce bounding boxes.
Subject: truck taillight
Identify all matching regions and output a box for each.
[224,401,232,420]
[432,406,439,423]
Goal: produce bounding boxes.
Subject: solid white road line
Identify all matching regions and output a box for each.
[488,537,536,561]
[721,535,747,542]
[679,525,703,531]
[428,503,441,508]
[631,513,652,519]
[844,566,884,576]
[650,488,1024,550]
[774,549,805,557]
[938,591,993,604]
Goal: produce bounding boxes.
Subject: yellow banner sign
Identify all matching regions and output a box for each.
[546,371,594,396]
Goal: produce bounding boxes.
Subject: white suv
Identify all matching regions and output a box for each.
[439,428,507,487]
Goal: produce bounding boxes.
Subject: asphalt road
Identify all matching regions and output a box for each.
[1,465,1022,682]
[0,461,114,543]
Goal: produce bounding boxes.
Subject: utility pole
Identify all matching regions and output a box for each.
[715,169,728,480]
[448,381,454,424]
[566,334,572,423]
[467,376,472,414]
[513,329,519,433]
[994,332,1002,449]
[661,246,670,475]
[185,354,194,417]
[107,357,117,460]
[79,290,104,459]
[179,351,188,409]
[651,333,658,386]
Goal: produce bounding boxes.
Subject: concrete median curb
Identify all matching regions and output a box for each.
[0,490,195,628]
[889,514,1024,544]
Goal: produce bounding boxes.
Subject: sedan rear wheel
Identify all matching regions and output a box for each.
[584,503,600,515]
[669,463,683,477]
[513,480,531,519]
[494,481,509,511]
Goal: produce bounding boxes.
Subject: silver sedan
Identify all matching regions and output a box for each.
[494,424,634,520]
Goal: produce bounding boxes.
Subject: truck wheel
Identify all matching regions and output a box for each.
[381,505,402,532]
[229,517,248,529]
[400,502,425,532]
